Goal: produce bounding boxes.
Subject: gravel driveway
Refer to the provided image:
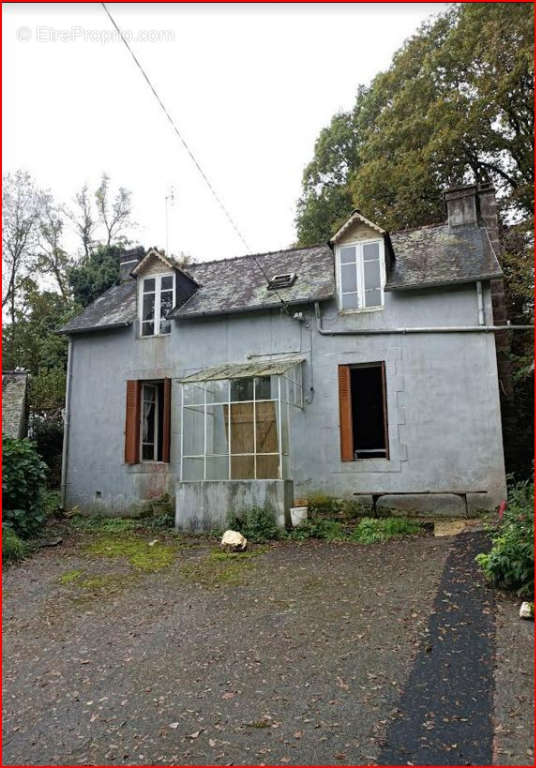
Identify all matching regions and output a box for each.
[2,526,532,765]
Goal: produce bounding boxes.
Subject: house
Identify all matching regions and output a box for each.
[59,184,507,529]
[2,369,29,439]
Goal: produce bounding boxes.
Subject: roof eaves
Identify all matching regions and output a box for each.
[173,293,334,320]
[57,320,133,335]
[385,271,503,292]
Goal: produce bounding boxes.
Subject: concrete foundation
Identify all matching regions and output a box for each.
[376,493,466,518]
[175,479,294,532]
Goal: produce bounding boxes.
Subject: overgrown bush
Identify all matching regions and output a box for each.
[306,493,344,519]
[2,436,48,538]
[289,517,345,541]
[227,505,280,542]
[28,411,64,488]
[352,517,422,544]
[476,480,534,598]
[2,526,26,563]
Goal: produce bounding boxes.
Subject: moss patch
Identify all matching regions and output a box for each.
[87,534,175,572]
[180,547,267,589]
[59,569,84,585]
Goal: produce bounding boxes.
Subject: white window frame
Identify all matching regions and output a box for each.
[140,382,160,462]
[336,238,385,313]
[139,272,175,337]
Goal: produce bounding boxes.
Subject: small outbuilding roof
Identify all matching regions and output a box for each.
[180,356,306,383]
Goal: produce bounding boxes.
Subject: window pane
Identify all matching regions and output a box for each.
[142,443,155,461]
[341,263,357,292]
[340,246,356,264]
[206,379,229,404]
[342,293,359,310]
[230,402,254,453]
[141,321,154,336]
[183,406,204,455]
[183,383,205,405]
[206,404,229,454]
[161,275,173,290]
[363,242,380,261]
[231,455,254,479]
[160,290,174,316]
[365,288,382,308]
[142,386,155,445]
[254,376,271,400]
[255,401,278,454]
[256,454,279,479]
[364,258,381,290]
[231,378,253,402]
[142,293,155,321]
[143,278,155,293]
[206,455,229,480]
[183,457,204,481]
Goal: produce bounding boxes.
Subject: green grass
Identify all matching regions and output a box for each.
[87,534,175,572]
[59,569,84,585]
[351,517,423,544]
[2,527,26,563]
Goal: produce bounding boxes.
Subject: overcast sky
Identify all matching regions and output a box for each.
[4,2,448,262]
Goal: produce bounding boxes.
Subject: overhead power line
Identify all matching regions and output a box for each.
[100,3,291,312]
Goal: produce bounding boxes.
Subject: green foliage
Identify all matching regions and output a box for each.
[67,244,122,308]
[29,412,64,488]
[87,533,175,573]
[351,517,422,544]
[2,436,48,538]
[306,493,344,519]
[296,4,534,243]
[2,526,26,563]
[289,517,346,542]
[476,481,534,598]
[227,505,280,542]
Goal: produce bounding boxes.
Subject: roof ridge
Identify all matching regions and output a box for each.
[189,242,330,269]
[390,221,447,235]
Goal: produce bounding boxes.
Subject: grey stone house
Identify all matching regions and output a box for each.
[60,184,507,528]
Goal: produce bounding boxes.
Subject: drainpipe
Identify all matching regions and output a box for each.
[476,281,485,325]
[60,338,73,510]
[314,302,532,335]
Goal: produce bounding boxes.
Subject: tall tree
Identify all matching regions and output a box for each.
[2,171,45,365]
[68,184,97,258]
[35,194,71,299]
[95,173,134,247]
[295,3,534,241]
[68,244,122,308]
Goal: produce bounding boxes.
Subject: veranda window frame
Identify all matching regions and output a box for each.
[180,366,303,481]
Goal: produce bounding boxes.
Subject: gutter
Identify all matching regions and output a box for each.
[314,302,533,335]
[57,321,132,336]
[60,338,73,510]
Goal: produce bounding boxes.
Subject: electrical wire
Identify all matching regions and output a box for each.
[101,3,291,312]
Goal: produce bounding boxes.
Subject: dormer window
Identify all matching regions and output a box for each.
[267,272,297,290]
[337,240,384,311]
[140,274,175,336]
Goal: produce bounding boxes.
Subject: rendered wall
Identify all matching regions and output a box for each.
[64,279,506,515]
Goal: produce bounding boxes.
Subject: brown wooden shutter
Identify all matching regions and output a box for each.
[338,364,354,462]
[162,377,171,463]
[124,380,141,464]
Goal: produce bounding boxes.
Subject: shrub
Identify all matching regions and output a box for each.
[290,517,345,541]
[352,517,422,544]
[2,436,48,538]
[227,505,280,542]
[476,480,534,598]
[28,411,64,488]
[306,493,344,519]
[2,526,26,563]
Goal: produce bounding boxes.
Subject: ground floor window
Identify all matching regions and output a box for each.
[339,362,389,461]
[124,378,171,464]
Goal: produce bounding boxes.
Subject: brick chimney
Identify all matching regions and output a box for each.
[444,184,479,228]
[119,247,145,282]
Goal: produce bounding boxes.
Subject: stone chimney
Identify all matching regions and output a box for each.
[444,184,479,228]
[119,247,145,282]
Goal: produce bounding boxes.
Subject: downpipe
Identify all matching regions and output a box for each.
[60,338,73,510]
[313,302,533,335]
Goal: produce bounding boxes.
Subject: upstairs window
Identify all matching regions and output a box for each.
[337,240,384,311]
[140,274,175,336]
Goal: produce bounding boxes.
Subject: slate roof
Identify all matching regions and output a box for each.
[59,222,502,334]
[172,245,334,319]
[386,224,502,291]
